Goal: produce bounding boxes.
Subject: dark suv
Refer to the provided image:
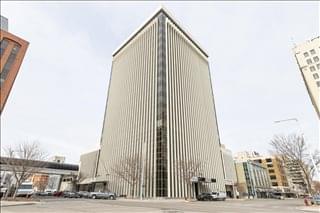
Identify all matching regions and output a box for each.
[197,192,214,201]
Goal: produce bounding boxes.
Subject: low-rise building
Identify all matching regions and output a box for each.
[235,160,271,198]
[78,149,101,192]
[285,160,308,195]
[251,156,288,189]
[221,144,237,198]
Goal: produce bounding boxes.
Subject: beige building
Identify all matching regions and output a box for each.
[85,7,226,198]
[251,156,289,190]
[285,160,308,195]
[293,37,320,118]
[220,144,237,198]
[78,150,100,191]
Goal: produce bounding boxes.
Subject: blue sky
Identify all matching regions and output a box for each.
[1,1,319,164]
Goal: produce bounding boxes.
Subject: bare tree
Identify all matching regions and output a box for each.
[111,154,141,197]
[1,142,47,198]
[270,134,319,194]
[176,158,204,199]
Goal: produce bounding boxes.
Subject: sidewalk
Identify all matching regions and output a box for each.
[297,206,320,212]
[0,200,39,207]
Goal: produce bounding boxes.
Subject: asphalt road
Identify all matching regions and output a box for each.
[1,198,316,213]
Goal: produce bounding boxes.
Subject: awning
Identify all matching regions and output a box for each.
[78,178,94,185]
[78,175,108,184]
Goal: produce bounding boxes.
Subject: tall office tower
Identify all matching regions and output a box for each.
[96,7,225,198]
[293,37,320,119]
[0,15,29,114]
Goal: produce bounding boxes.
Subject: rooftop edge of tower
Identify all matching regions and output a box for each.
[112,6,209,58]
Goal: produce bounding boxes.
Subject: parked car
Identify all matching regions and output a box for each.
[53,191,64,197]
[89,191,116,200]
[0,186,8,198]
[78,191,90,198]
[197,192,214,201]
[44,190,55,196]
[211,191,226,201]
[270,192,284,200]
[16,182,34,197]
[63,191,80,198]
[308,195,320,205]
[197,191,226,201]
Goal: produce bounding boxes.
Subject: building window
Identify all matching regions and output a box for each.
[317,64,320,70]
[304,52,309,57]
[0,44,21,87]
[314,73,319,79]
[317,81,320,87]
[270,175,277,180]
[254,159,262,164]
[266,158,272,163]
[269,169,275,173]
[313,56,319,62]
[310,49,316,55]
[267,164,273,168]
[0,39,9,57]
[272,182,278,186]
[310,66,316,72]
[306,59,312,65]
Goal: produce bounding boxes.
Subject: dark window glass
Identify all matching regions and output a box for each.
[269,169,275,173]
[266,158,272,162]
[272,182,278,186]
[0,44,21,87]
[310,66,316,72]
[0,39,9,57]
[310,49,316,55]
[304,52,309,57]
[307,59,312,65]
[313,73,319,79]
[267,164,273,168]
[317,64,320,70]
[18,184,32,189]
[313,56,319,62]
[316,81,320,87]
[270,175,276,180]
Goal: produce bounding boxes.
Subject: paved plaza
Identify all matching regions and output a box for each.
[1,198,319,213]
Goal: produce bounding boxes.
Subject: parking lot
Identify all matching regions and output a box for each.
[1,198,315,213]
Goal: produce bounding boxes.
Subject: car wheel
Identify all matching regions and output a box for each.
[92,195,97,199]
[110,195,115,200]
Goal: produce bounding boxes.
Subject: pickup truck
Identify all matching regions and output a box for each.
[89,191,116,200]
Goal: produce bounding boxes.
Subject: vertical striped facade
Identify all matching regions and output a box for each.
[96,8,225,198]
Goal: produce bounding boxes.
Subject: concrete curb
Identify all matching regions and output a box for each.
[1,201,38,207]
[297,206,320,212]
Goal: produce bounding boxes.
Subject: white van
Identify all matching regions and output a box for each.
[16,182,34,197]
[211,191,227,201]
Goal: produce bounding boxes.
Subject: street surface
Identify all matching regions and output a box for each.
[1,198,318,213]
